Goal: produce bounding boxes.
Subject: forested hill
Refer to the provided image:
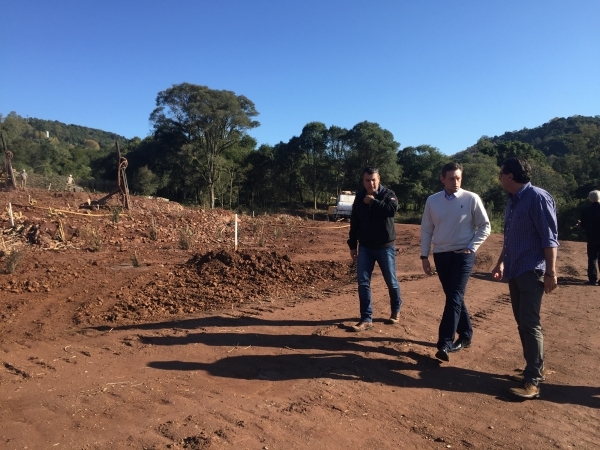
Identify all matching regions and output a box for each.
[25,117,126,149]
[0,111,129,180]
[485,115,600,157]
[2,107,599,241]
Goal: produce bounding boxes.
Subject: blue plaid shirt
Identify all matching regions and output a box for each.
[503,183,559,279]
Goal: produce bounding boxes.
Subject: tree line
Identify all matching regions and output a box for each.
[2,84,599,240]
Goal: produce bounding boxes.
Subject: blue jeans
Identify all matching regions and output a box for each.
[508,270,545,386]
[357,245,402,322]
[433,251,475,350]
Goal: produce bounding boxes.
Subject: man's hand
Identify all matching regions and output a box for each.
[422,258,434,276]
[350,249,358,264]
[544,274,558,294]
[492,262,504,281]
[363,195,374,205]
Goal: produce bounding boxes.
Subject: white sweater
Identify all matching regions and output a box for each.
[420,189,491,255]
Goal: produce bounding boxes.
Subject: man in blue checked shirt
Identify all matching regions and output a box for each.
[492,157,558,400]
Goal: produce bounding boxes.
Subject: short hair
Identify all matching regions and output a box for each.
[501,157,531,184]
[362,167,379,177]
[589,190,600,202]
[441,162,462,177]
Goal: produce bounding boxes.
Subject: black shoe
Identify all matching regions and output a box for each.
[435,347,450,362]
[449,338,472,353]
[586,280,597,285]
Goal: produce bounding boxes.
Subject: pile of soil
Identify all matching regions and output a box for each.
[102,249,353,323]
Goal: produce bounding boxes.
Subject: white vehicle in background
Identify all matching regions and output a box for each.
[327,191,356,221]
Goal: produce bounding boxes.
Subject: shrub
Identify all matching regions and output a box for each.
[178,226,194,250]
[80,225,102,252]
[5,249,23,274]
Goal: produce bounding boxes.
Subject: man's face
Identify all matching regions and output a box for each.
[440,169,462,194]
[363,172,380,195]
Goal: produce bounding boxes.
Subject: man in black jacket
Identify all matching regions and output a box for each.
[348,167,402,331]
[578,190,600,285]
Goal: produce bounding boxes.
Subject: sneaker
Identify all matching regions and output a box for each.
[511,368,546,383]
[386,314,399,324]
[509,382,540,399]
[350,321,373,332]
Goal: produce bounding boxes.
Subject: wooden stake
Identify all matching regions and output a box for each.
[8,202,14,227]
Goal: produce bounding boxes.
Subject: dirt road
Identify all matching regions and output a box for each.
[0,189,598,449]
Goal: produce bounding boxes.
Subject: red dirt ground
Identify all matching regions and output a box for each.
[0,188,599,449]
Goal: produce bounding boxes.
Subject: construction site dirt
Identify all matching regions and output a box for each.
[0,188,598,449]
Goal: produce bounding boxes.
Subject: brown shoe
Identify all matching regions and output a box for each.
[511,368,547,383]
[351,321,373,332]
[509,382,540,399]
[386,314,399,324]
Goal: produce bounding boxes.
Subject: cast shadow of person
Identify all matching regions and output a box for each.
[147,348,599,409]
[139,329,435,357]
[90,315,359,333]
[89,314,428,336]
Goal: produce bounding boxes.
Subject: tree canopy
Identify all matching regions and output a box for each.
[149,83,260,209]
[2,102,599,241]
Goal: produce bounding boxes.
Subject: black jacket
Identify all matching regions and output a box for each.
[348,184,398,250]
[581,202,600,245]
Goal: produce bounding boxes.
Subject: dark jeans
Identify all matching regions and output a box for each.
[508,270,545,386]
[433,251,475,350]
[587,242,600,282]
[357,245,402,322]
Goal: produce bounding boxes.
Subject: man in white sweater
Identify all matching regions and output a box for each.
[420,162,491,362]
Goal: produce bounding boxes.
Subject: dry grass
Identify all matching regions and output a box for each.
[178,226,194,250]
[131,251,141,268]
[5,249,23,274]
[111,207,122,224]
[80,225,102,252]
[149,216,158,241]
[57,219,66,243]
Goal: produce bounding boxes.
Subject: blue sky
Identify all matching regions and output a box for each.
[1,0,599,155]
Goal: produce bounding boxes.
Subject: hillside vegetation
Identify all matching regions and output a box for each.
[2,89,599,241]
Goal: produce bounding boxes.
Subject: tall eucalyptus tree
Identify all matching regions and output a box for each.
[150,83,259,208]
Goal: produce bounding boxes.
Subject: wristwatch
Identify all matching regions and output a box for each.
[420,255,428,259]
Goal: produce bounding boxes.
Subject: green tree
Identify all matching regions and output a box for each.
[150,83,260,208]
[242,144,275,208]
[326,125,352,195]
[495,141,546,166]
[219,135,257,209]
[300,122,329,209]
[271,137,306,205]
[346,121,401,188]
[457,152,500,197]
[132,165,160,196]
[395,145,445,210]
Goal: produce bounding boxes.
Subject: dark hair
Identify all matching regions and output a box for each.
[441,162,462,177]
[362,166,380,177]
[501,157,531,183]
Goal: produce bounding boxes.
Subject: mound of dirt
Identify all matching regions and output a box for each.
[102,249,353,323]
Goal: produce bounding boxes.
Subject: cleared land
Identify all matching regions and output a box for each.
[0,188,599,449]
